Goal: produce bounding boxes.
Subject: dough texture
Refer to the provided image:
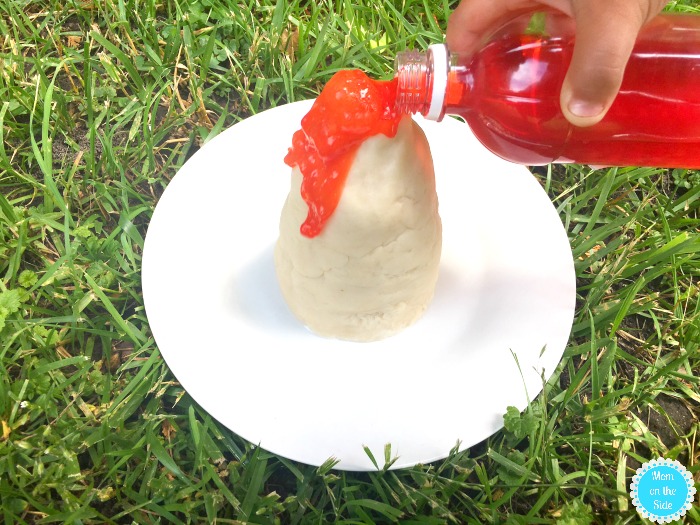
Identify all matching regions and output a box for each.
[275,117,442,342]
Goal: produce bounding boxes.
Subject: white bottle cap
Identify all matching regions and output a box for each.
[427,43,448,121]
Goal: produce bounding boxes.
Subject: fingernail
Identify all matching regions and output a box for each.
[567,99,605,119]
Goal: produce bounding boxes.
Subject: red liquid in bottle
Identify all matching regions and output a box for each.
[398,12,700,167]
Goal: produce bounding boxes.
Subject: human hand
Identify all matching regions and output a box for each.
[446,0,669,127]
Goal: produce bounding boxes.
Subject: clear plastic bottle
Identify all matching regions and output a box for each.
[395,10,700,167]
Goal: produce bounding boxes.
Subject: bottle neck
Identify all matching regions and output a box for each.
[395,44,450,121]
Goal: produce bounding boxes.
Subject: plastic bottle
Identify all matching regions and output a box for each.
[394,10,700,168]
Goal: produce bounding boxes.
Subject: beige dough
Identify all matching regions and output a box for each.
[274,117,442,342]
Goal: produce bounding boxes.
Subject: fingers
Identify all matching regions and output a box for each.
[560,0,668,127]
[446,0,573,55]
[447,0,669,127]
[446,0,515,55]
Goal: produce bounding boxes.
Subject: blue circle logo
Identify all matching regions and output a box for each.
[630,458,696,523]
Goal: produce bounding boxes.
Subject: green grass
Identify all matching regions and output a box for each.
[1,0,699,523]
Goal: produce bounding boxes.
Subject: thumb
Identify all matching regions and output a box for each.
[560,1,648,127]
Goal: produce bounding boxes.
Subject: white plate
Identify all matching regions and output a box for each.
[142,100,576,471]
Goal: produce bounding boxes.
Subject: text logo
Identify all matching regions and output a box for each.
[630,458,696,523]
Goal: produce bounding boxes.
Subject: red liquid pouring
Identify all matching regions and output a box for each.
[284,70,401,238]
[396,11,700,167]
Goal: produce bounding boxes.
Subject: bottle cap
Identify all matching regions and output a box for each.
[427,44,448,120]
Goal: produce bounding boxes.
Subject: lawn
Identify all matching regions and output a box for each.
[1,0,699,523]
